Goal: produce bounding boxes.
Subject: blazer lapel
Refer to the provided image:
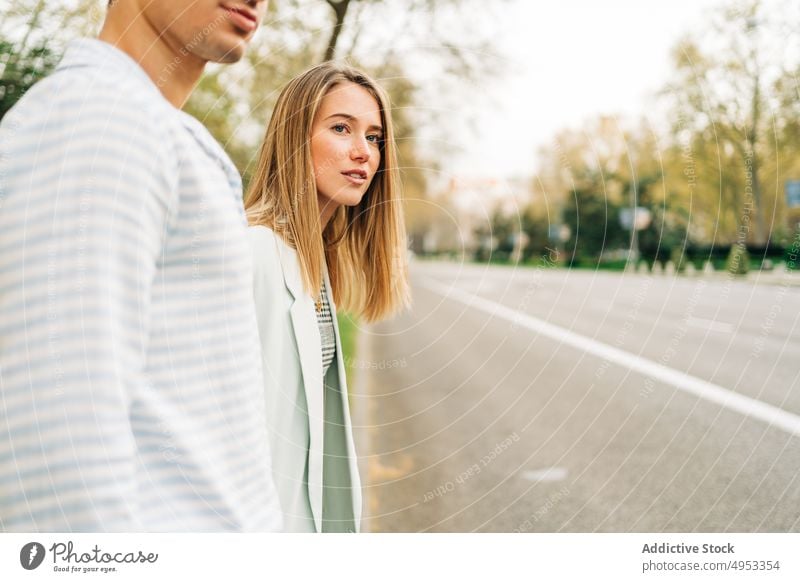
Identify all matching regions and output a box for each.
[276,239,324,532]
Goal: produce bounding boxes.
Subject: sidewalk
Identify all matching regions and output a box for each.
[619,261,800,288]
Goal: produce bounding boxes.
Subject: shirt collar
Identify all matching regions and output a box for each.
[58,38,244,199]
[57,38,166,104]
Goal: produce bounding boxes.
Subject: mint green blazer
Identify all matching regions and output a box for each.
[248,225,361,532]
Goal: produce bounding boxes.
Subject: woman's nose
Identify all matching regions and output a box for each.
[350,136,371,162]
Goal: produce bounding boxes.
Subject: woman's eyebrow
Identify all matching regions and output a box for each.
[323,113,383,133]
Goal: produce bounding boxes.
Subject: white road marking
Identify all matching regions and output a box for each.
[420,278,800,438]
[685,316,734,334]
[521,467,569,482]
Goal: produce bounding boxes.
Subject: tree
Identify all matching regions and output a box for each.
[562,184,627,264]
[773,57,800,241]
[519,206,552,263]
[322,0,352,61]
[472,206,519,262]
[534,116,675,263]
[662,0,800,247]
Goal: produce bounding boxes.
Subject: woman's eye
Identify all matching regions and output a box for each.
[366,134,382,144]
[332,124,348,133]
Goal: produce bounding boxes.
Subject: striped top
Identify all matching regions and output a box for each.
[316,282,336,377]
[0,39,282,532]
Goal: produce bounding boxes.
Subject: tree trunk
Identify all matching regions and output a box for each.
[323,0,352,61]
[749,72,767,245]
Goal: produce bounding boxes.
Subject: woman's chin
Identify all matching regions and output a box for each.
[320,190,368,215]
[341,192,367,207]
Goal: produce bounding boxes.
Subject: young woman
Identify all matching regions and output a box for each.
[244,63,409,532]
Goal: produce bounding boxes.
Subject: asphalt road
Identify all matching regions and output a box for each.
[351,261,800,532]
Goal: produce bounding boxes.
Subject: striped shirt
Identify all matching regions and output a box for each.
[0,39,282,532]
[316,282,336,378]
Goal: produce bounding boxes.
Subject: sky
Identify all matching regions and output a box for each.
[445,0,724,180]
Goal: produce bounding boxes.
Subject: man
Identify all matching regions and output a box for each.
[0,0,282,531]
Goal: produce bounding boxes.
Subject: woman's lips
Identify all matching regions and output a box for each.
[342,171,367,186]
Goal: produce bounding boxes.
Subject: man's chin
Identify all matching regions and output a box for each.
[200,40,248,64]
[216,46,247,64]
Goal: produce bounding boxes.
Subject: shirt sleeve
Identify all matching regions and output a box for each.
[0,76,178,531]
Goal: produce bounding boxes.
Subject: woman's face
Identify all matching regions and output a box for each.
[310,82,383,219]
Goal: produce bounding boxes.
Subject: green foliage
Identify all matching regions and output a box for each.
[725,244,750,275]
[639,201,689,266]
[784,230,800,271]
[670,246,688,273]
[562,186,626,263]
[472,209,520,262]
[336,313,357,387]
[0,41,58,120]
[183,70,258,184]
[520,211,552,262]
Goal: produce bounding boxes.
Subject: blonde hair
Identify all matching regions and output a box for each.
[245,62,409,322]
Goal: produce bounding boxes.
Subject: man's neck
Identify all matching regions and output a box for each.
[98,13,205,108]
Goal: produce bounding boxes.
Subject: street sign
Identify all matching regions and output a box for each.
[786,181,800,208]
[548,224,571,241]
[619,207,652,231]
